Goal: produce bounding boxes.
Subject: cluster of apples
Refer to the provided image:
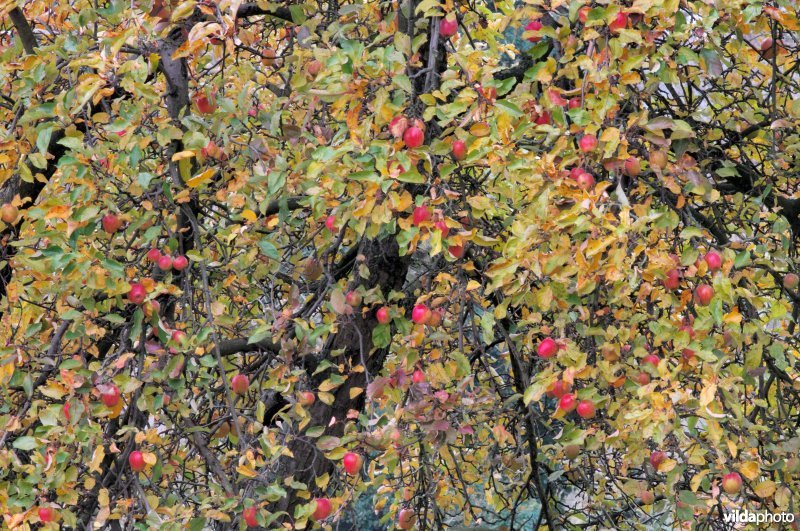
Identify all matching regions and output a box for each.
[539,338,597,418]
[147,247,189,272]
[663,250,721,307]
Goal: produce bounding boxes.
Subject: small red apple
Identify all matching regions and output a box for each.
[171,330,188,345]
[376,306,391,324]
[623,157,641,177]
[558,393,577,412]
[704,250,722,271]
[299,391,315,406]
[525,20,543,42]
[570,167,586,179]
[642,354,660,368]
[663,269,680,291]
[157,255,173,271]
[564,444,581,460]
[243,507,258,527]
[412,369,426,384]
[411,304,431,324]
[568,97,581,109]
[325,215,337,232]
[101,213,123,234]
[345,290,362,307]
[650,450,666,470]
[695,284,714,306]
[412,205,431,226]
[534,111,551,125]
[448,245,465,258]
[0,203,18,224]
[231,373,250,395]
[681,348,695,362]
[721,472,742,494]
[312,498,332,520]
[397,508,416,530]
[784,273,799,289]
[343,452,363,474]
[576,400,596,419]
[100,384,120,407]
[38,507,54,523]
[537,337,558,358]
[435,220,449,237]
[172,255,189,271]
[389,115,409,139]
[579,135,598,152]
[635,371,650,385]
[193,93,216,114]
[452,139,467,160]
[576,172,595,190]
[403,126,424,148]
[129,450,146,472]
[146,248,162,262]
[439,16,458,38]
[546,380,571,399]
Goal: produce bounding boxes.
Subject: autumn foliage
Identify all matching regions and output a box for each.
[1,0,800,529]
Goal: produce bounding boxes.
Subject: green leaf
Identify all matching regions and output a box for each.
[12,436,38,451]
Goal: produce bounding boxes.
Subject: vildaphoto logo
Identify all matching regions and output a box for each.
[723,510,795,524]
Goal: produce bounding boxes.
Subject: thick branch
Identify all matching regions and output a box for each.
[8,7,37,55]
[236,3,294,21]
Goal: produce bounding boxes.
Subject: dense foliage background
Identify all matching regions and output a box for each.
[2,0,800,528]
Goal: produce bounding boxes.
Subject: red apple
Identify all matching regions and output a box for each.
[389,115,409,139]
[412,369,426,384]
[345,290,362,307]
[342,452,363,474]
[704,250,722,271]
[695,284,714,306]
[193,93,216,114]
[576,172,595,190]
[171,330,188,345]
[452,139,467,160]
[231,373,249,395]
[537,337,558,358]
[642,354,660,368]
[101,213,123,234]
[635,371,650,385]
[146,248,162,262]
[411,304,431,324]
[534,111,551,125]
[681,348,695,362]
[299,391,315,406]
[448,245,465,258]
[576,400,596,419]
[0,203,18,223]
[376,306,391,324]
[623,157,641,177]
[663,269,680,291]
[38,507,54,523]
[568,97,581,109]
[403,126,424,148]
[558,393,577,412]
[609,11,629,32]
[243,507,258,527]
[412,205,431,226]
[784,273,799,289]
[564,444,581,460]
[397,508,416,529]
[650,450,666,470]
[525,20,543,42]
[312,498,332,520]
[325,215,336,232]
[157,255,173,271]
[570,167,586,180]
[579,134,598,152]
[439,16,458,38]
[546,380,571,399]
[435,220,449,237]
[721,472,742,494]
[172,255,189,271]
[129,450,146,472]
[100,384,120,407]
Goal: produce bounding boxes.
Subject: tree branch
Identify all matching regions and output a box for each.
[8,7,37,55]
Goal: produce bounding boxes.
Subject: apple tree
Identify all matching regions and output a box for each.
[1,0,800,529]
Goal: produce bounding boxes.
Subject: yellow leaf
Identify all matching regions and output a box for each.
[349,387,363,399]
[699,383,716,407]
[143,452,157,466]
[740,461,760,481]
[470,122,491,137]
[241,209,257,222]
[754,480,776,498]
[45,204,72,220]
[236,464,258,478]
[89,445,105,474]
[171,150,196,161]
[186,168,216,188]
